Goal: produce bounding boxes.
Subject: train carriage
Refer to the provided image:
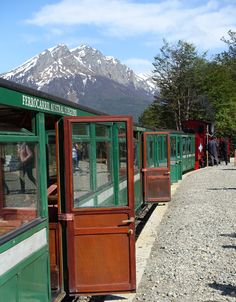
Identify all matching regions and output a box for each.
[0,79,138,301]
[0,79,194,301]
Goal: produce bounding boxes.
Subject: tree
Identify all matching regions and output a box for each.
[205,62,236,134]
[210,33,236,137]
[139,36,236,139]
[144,40,207,130]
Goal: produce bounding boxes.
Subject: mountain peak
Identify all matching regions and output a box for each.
[1,44,155,121]
[47,44,70,59]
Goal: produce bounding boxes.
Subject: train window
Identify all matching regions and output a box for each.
[73,142,92,204]
[157,135,168,167]
[119,126,127,178]
[0,142,39,236]
[170,137,176,157]
[118,123,128,206]
[96,124,109,137]
[96,141,112,188]
[47,135,57,183]
[0,107,34,133]
[71,121,129,208]
[183,137,186,154]
[177,139,181,157]
[134,141,139,171]
[147,136,154,168]
[72,123,88,136]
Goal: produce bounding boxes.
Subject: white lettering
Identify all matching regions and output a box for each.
[22,95,77,116]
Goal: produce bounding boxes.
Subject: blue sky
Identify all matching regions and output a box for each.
[1,0,236,75]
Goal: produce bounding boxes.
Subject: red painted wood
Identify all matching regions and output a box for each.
[60,116,136,295]
[143,132,171,202]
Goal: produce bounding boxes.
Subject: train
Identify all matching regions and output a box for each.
[0,78,210,301]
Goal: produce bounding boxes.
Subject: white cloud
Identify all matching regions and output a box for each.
[26,0,236,50]
[123,58,153,74]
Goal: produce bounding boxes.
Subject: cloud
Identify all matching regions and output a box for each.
[26,0,236,50]
[123,58,153,74]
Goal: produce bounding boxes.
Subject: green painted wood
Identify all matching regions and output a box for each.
[18,252,50,302]
[0,87,80,117]
[0,275,17,301]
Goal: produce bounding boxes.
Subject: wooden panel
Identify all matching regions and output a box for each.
[74,213,129,228]
[143,132,171,202]
[74,233,131,293]
[145,171,171,201]
[1,208,37,221]
[59,116,136,295]
[49,223,60,290]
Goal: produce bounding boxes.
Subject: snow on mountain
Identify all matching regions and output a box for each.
[1,44,155,120]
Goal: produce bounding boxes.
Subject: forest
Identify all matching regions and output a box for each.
[139,30,236,140]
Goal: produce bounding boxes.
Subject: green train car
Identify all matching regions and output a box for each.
[0,79,194,301]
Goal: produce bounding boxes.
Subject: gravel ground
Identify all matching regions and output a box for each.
[134,162,236,302]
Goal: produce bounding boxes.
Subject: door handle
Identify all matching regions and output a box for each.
[164,171,170,175]
[121,217,135,224]
[128,229,134,235]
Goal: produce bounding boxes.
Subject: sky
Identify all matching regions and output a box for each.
[1,0,236,75]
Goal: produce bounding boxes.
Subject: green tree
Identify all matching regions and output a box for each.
[203,62,236,135]
[140,40,207,130]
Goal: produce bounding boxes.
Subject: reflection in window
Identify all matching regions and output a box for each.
[96,142,111,188]
[96,124,108,137]
[72,122,128,208]
[119,141,127,178]
[47,136,57,183]
[147,136,154,168]
[171,137,176,157]
[134,141,139,171]
[183,137,186,154]
[177,140,181,157]
[72,123,88,136]
[0,142,39,236]
[159,136,168,168]
[73,142,91,206]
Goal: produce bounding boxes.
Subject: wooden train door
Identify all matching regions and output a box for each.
[57,116,136,295]
[142,132,171,202]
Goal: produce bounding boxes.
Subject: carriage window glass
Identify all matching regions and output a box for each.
[72,123,88,136]
[134,141,139,171]
[170,137,176,157]
[147,136,154,168]
[159,135,168,168]
[177,139,181,157]
[118,123,128,206]
[157,136,162,162]
[96,141,112,188]
[47,135,57,182]
[96,124,108,137]
[0,142,39,236]
[73,141,91,207]
[188,138,191,152]
[0,107,34,133]
[183,137,186,154]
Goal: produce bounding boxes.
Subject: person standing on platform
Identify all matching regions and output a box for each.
[220,138,229,165]
[208,137,219,166]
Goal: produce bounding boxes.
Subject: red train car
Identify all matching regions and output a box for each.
[182,120,213,169]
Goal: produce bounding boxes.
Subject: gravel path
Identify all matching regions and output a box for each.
[134,163,236,302]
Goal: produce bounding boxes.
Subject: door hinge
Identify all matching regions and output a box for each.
[58,213,74,221]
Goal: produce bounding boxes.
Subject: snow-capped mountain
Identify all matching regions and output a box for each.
[1,44,155,121]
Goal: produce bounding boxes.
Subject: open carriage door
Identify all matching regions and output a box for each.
[57,116,136,295]
[142,132,171,202]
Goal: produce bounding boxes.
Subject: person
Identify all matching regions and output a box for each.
[18,143,36,193]
[208,137,219,166]
[72,144,78,172]
[220,138,229,165]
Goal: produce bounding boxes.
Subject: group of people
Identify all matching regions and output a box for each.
[207,137,229,166]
